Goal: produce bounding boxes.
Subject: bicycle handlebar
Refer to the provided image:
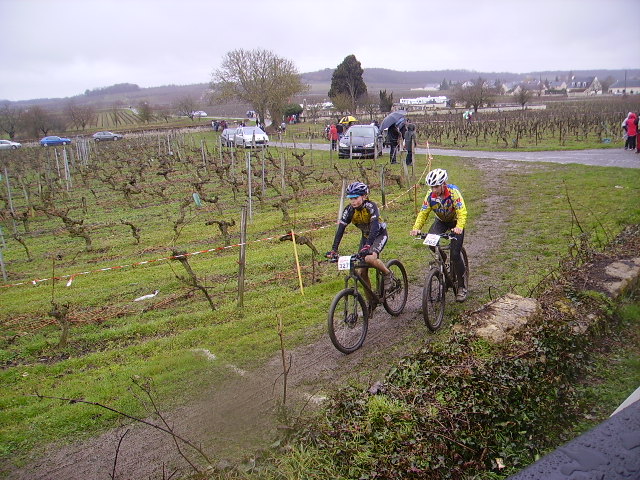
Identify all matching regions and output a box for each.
[326,252,366,263]
[416,232,458,241]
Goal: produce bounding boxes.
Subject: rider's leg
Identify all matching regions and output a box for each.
[449,230,467,299]
[357,267,376,305]
[365,234,393,293]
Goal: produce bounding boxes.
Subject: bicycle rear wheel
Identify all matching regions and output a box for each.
[328,288,369,354]
[383,259,408,316]
[422,268,445,332]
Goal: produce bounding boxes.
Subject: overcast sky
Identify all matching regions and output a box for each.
[1,0,638,101]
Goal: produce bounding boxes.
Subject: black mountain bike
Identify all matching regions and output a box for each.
[328,254,408,354]
[419,232,469,331]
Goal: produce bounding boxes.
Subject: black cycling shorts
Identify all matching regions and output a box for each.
[360,230,388,255]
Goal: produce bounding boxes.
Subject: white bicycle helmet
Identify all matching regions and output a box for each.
[425,168,448,186]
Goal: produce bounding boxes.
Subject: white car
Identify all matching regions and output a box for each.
[220,128,236,147]
[0,139,22,150]
[233,126,269,148]
[192,111,208,117]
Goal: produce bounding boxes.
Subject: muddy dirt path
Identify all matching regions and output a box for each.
[6,158,529,480]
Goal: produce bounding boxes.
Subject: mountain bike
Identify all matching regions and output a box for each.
[418,232,469,332]
[327,254,408,354]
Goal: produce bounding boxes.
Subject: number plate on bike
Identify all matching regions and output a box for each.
[423,234,440,246]
[337,256,352,270]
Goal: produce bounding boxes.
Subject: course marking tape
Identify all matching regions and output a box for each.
[1,171,429,290]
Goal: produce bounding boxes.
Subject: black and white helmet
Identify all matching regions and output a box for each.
[425,168,448,187]
[346,181,369,198]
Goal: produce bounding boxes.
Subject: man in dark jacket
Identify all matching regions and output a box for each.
[388,123,406,164]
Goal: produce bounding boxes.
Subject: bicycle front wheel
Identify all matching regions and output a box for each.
[383,259,408,316]
[328,288,369,354]
[422,269,446,332]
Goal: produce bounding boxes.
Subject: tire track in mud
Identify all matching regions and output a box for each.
[6,157,520,480]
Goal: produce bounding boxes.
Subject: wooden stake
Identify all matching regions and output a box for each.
[291,230,304,295]
[338,178,346,222]
[237,207,247,308]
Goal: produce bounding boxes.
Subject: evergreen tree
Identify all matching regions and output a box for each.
[328,55,367,114]
[379,90,394,113]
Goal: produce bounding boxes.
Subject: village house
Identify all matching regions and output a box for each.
[608,80,640,95]
[566,76,602,96]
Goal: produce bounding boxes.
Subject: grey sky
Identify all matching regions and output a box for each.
[1,0,638,101]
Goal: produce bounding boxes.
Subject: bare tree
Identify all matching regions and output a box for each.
[21,106,65,137]
[212,48,308,127]
[173,96,197,120]
[330,93,353,116]
[515,86,533,109]
[0,102,23,139]
[137,101,154,123]
[305,103,321,123]
[65,100,96,130]
[453,77,496,113]
[156,106,172,123]
[362,93,380,121]
[599,75,616,94]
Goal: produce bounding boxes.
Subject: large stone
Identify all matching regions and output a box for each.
[464,293,541,343]
[602,257,640,296]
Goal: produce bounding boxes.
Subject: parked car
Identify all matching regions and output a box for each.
[192,111,208,117]
[338,125,383,158]
[40,136,72,147]
[0,139,22,150]
[92,131,123,141]
[220,128,236,147]
[233,126,269,148]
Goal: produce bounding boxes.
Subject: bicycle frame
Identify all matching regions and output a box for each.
[341,256,382,303]
[421,233,458,294]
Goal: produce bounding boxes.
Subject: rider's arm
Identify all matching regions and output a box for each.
[411,195,433,232]
[330,223,347,252]
[451,189,467,231]
[331,205,354,251]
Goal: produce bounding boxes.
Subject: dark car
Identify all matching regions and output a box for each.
[40,136,72,147]
[93,131,123,141]
[338,125,383,158]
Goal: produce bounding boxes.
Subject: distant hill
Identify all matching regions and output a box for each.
[3,68,638,115]
[301,67,640,88]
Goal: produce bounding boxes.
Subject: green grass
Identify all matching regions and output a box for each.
[1,129,639,470]
[572,299,640,432]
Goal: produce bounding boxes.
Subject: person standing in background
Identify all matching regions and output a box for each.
[623,112,637,151]
[404,123,417,166]
[329,124,339,151]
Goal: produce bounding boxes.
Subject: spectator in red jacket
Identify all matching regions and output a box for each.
[329,124,339,151]
[623,112,637,151]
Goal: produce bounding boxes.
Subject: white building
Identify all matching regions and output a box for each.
[399,96,448,109]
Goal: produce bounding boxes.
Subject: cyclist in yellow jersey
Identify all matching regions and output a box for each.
[327,181,394,303]
[410,169,468,302]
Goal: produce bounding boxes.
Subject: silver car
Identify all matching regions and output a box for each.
[92,131,124,141]
[0,139,22,150]
[233,126,269,148]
